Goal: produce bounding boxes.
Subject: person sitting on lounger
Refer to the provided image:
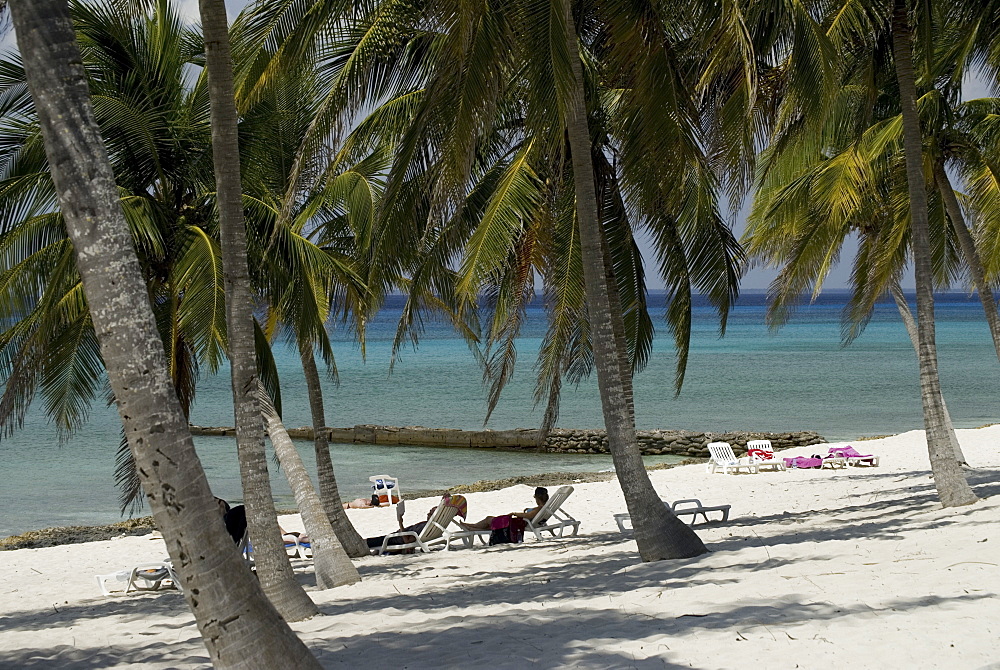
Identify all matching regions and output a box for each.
[212,498,249,544]
[365,500,437,549]
[459,487,549,530]
[217,496,309,545]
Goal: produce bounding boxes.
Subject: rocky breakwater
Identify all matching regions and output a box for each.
[190,424,825,456]
[544,428,825,457]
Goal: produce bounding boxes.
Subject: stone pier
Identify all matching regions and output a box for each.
[189,424,825,457]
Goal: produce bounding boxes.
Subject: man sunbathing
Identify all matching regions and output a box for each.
[459,487,549,530]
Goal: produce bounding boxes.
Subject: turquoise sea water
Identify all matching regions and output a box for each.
[1,291,996,537]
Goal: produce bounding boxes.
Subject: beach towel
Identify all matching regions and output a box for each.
[442,494,468,519]
[488,515,525,544]
[783,456,823,469]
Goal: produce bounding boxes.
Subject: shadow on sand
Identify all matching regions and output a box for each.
[1,465,995,668]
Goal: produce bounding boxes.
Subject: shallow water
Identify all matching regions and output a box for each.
[1,290,996,537]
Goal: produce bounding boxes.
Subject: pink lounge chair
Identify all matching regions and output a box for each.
[828,445,879,467]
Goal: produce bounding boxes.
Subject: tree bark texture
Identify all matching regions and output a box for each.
[891,0,976,506]
[259,387,362,588]
[8,3,320,667]
[299,344,370,557]
[199,0,320,618]
[933,162,1000,364]
[602,234,637,426]
[561,0,707,560]
[889,284,966,464]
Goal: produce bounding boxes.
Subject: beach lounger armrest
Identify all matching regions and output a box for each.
[378,529,419,554]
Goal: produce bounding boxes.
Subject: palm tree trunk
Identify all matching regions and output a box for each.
[199,0,319,618]
[932,161,1000,362]
[9,3,320,666]
[259,387,362,588]
[561,0,706,560]
[603,238,637,426]
[891,0,976,506]
[299,343,370,557]
[889,284,966,464]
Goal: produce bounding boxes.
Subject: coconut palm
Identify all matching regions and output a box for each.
[0,0,358,610]
[234,38,375,557]
[743,0,977,505]
[200,0,321,619]
[745,114,969,461]
[259,382,361,588]
[0,0,222,459]
[886,0,973,505]
[6,0,321,665]
[242,0,768,560]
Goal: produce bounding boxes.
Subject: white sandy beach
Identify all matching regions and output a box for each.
[1,427,998,669]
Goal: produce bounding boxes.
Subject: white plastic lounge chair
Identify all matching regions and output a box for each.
[235,528,257,567]
[283,534,311,559]
[706,442,758,474]
[614,498,731,533]
[443,485,581,548]
[374,499,460,554]
[746,439,786,472]
[821,455,848,469]
[97,561,181,596]
[441,524,492,550]
[524,485,581,541]
[369,474,401,506]
[828,445,880,467]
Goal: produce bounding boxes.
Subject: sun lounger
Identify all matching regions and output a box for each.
[97,561,181,596]
[283,534,311,559]
[828,445,879,466]
[706,442,758,474]
[369,475,401,506]
[614,498,731,533]
[443,486,581,548]
[374,497,461,554]
[746,439,786,472]
[524,485,581,541]
[783,454,847,469]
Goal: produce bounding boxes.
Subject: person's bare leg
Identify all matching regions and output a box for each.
[460,517,493,530]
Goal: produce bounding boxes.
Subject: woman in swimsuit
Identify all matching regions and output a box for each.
[460,487,548,530]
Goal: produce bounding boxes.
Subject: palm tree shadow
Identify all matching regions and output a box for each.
[716,465,1000,549]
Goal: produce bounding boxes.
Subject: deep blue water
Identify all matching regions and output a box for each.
[1,290,996,537]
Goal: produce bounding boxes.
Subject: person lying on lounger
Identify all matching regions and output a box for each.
[343,495,379,509]
[459,487,549,530]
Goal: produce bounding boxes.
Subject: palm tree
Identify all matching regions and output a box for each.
[0,1,225,505]
[6,0,321,665]
[259,382,361,588]
[742,0,977,505]
[745,130,969,463]
[234,38,375,557]
[241,0,764,560]
[199,0,320,618]
[888,0,974,505]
